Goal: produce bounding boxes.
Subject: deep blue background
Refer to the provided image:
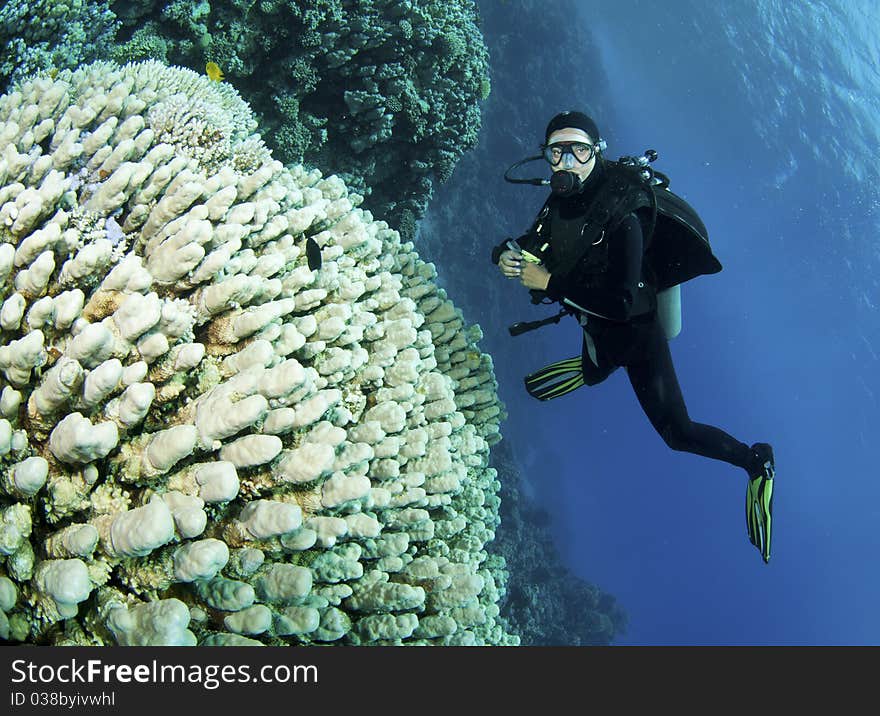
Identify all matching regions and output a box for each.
[423,0,880,644]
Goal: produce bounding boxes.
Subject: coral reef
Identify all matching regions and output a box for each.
[0,0,119,88]
[0,59,514,646]
[109,0,491,243]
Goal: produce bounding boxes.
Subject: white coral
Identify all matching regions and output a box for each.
[0,61,513,647]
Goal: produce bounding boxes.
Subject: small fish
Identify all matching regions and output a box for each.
[306,237,322,271]
[205,62,224,82]
[48,68,59,80]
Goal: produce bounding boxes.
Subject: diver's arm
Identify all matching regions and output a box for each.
[491,235,534,265]
[494,197,554,265]
[543,212,644,322]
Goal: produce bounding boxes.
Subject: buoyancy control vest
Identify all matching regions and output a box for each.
[510,158,722,338]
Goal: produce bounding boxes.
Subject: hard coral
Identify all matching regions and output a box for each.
[0,60,514,646]
[111,0,492,242]
[0,0,118,88]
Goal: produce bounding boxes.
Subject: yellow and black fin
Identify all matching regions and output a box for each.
[746,457,775,564]
[524,355,585,401]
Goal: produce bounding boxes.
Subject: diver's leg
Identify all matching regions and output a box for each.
[626,322,776,562]
[625,322,753,469]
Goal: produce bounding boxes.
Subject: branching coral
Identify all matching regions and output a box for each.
[0,0,119,88]
[109,0,492,242]
[0,60,514,646]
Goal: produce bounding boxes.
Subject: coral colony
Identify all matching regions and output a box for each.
[0,61,515,645]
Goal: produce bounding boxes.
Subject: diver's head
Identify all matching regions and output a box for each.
[543,111,603,196]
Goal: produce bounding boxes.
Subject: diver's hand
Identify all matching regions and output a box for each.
[498,249,522,279]
[520,262,551,290]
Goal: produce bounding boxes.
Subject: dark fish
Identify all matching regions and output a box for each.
[306,236,322,270]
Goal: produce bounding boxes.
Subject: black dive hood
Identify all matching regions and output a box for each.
[504,154,602,197]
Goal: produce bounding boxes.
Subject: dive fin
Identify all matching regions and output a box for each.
[524,355,585,401]
[745,444,775,564]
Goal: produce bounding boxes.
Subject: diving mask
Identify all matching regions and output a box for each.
[542,141,596,168]
[502,136,605,188]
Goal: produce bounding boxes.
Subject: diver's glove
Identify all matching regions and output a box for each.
[745,443,775,564]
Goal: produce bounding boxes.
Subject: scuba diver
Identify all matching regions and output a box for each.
[493,111,776,563]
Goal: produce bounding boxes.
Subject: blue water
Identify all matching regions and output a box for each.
[430,0,880,644]
[12,0,875,646]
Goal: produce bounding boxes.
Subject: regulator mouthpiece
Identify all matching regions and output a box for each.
[549,170,582,196]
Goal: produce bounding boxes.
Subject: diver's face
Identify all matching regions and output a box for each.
[546,128,597,181]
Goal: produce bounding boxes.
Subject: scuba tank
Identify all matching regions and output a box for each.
[657,283,681,340]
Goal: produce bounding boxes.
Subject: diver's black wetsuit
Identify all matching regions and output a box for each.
[503,163,754,471]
